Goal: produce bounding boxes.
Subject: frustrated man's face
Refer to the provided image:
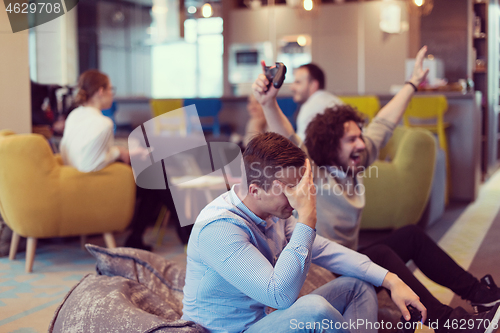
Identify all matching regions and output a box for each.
[257,165,305,219]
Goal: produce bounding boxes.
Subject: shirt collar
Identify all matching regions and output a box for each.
[307,90,325,102]
[82,105,103,115]
[229,184,268,227]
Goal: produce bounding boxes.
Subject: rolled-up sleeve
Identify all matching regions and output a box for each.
[362,117,396,167]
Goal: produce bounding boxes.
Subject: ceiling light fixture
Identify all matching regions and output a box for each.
[202,3,213,18]
[297,35,307,46]
[410,0,433,16]
[303,0,313,11]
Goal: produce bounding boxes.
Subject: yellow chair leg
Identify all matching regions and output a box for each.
[9,232,20,260]
[103,233,116,249]
[25,237,37,273]
[153,205,168,237]
[156,209,171,247]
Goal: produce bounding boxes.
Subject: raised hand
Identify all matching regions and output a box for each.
[252,60,280,107]
[409,46,430,87]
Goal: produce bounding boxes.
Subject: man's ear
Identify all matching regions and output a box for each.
[309,79,319,94]
[248,184,262,200]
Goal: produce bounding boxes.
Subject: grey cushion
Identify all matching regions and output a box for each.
[85,244,186,315]
[48,274,205,333]
[49,245,206,333]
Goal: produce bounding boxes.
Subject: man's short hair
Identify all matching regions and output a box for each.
[244,132,306,192]
[304,105,365,167]
[298,63,325,90]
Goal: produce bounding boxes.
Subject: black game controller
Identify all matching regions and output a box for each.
[264,62,287,90]
[397,305,423,333]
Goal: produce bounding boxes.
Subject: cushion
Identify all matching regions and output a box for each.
[48,274,206,333]
[85,244,185,314]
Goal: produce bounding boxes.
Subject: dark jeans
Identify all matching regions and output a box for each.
[127,187,193,245]
[359,225,478,324]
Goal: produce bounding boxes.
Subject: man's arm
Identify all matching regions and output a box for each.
[361,46,429,166]
[252,60,295,139]
[309,234,427,322]
[382,272,427,322]
[375,46,429,125]
[198,160,317,309]
[198,220,315,309]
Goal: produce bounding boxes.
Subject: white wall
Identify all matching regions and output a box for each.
[97,2,152,97]
[33,7,79,85]
[0,6,31,133]
[225,1,410,95]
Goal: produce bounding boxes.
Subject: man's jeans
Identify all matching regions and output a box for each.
[245,276,378,333]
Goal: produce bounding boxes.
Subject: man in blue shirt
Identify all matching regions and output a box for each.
[182,132,425,333]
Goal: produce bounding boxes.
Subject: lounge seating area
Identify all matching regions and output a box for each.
[0,130,136,272]
[2,0,500,332]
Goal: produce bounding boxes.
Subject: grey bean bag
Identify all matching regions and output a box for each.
[48,244,206,333]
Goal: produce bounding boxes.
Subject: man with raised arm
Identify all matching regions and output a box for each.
[181,132,426,333]
[252,46,500,333]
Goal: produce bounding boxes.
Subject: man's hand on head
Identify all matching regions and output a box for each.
[275,159,317,229]
[252,60,280,107]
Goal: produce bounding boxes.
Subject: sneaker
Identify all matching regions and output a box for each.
[437,303,500,333]
[470,275,500,313]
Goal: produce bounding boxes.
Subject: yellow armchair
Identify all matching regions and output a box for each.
[360,127,436,229]
[0,131,136,272]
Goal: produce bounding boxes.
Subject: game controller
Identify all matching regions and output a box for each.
[398,305,423,333]
[264,62,287,89]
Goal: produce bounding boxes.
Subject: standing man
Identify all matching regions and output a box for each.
[181,132,425,333]
[252,46,500,333]
[291,63,344,141]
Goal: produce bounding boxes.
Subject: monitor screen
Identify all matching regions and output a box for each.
[236,51,259,65]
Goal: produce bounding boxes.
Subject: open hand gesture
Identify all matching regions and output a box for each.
[408,46,430,87]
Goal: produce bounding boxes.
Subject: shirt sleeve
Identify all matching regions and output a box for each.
[362,117,397,167]
[311,233,388,287]
[286,217,388,287]
[198,220,316,309]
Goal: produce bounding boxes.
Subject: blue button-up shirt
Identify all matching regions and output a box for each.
[182,185,388,333]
